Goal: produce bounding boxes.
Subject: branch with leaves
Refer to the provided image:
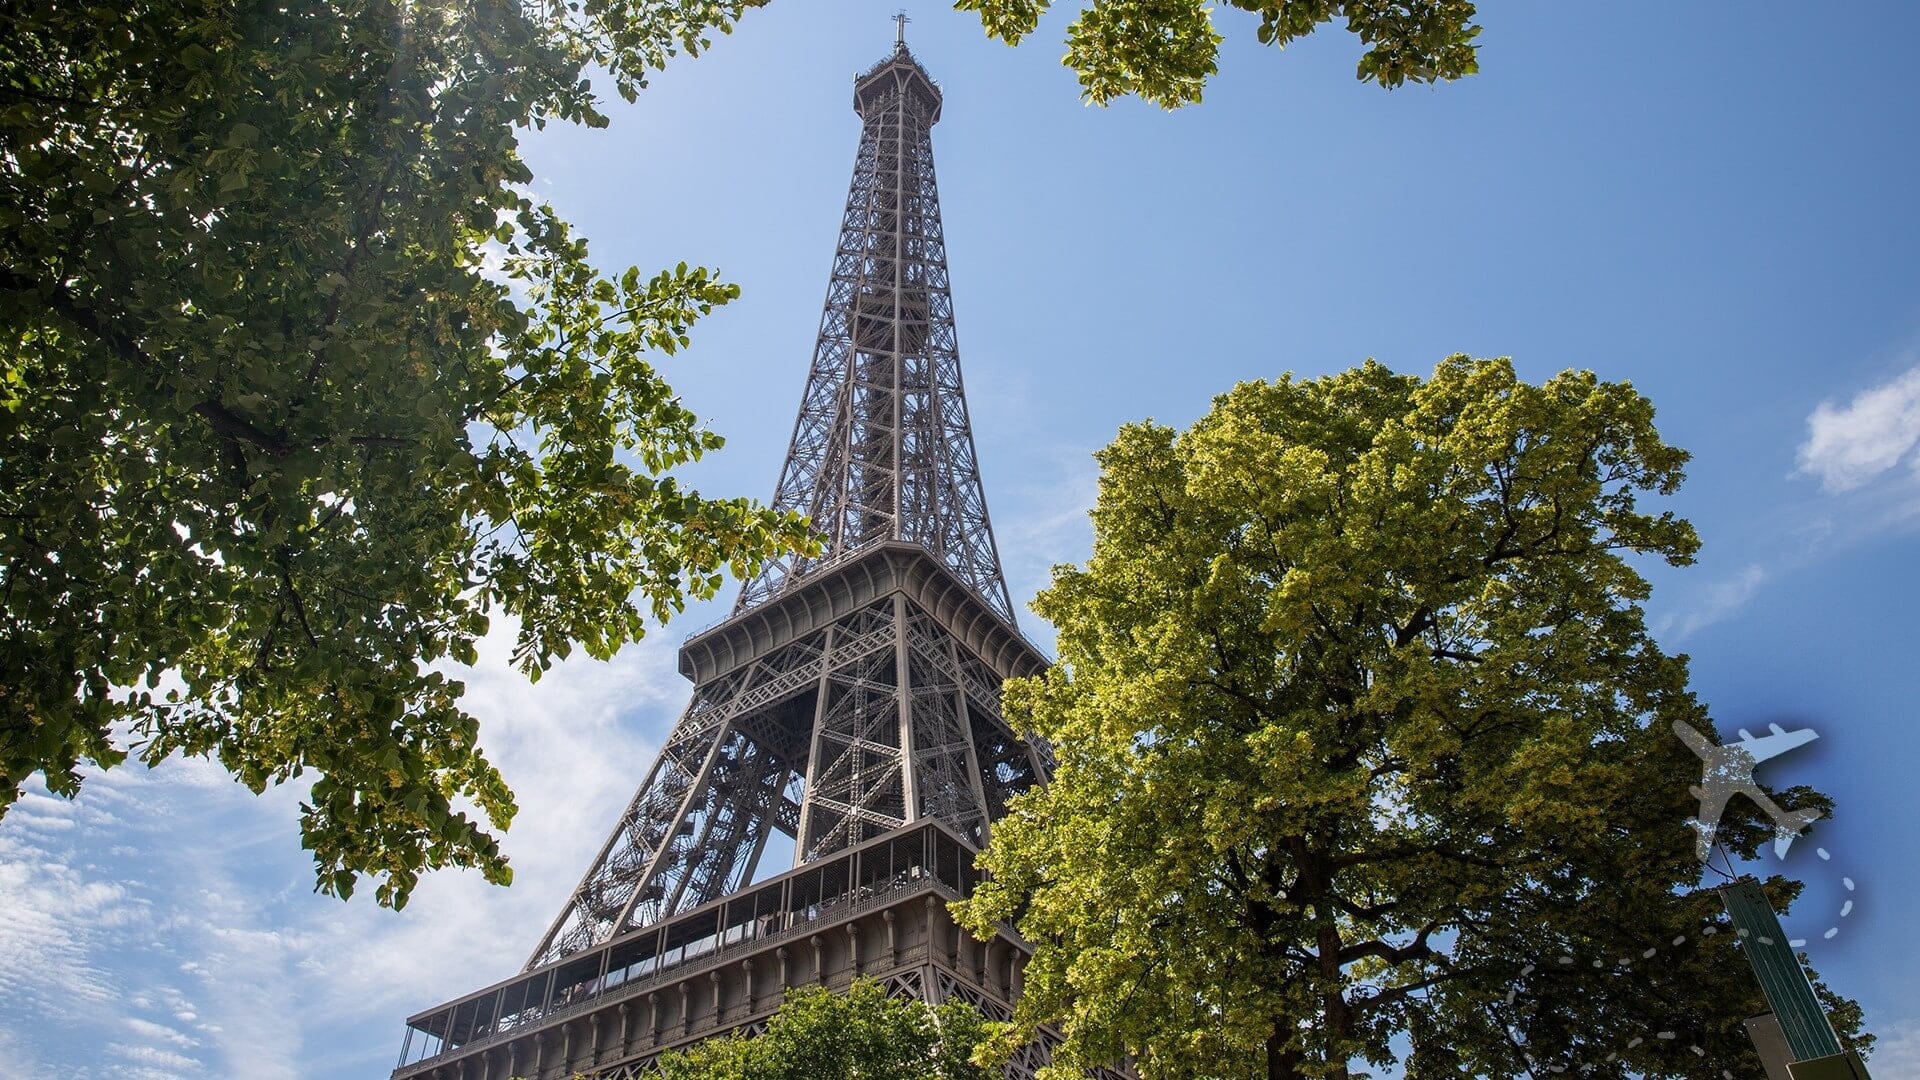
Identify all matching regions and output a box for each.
[0,0,811,907]
[956,0,1481,106]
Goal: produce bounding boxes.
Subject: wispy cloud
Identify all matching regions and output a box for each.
[0,1028,51,1076]
[296,616,681,1008]
[0,614,687,1078]
[108,1042,206,1078]
[1873,1014,1920,1068]
[998,445,1100,631]
[960,350,1104,640]
[1796,363,1920,492]
[1672,359,1920,638]
[124,1017,198,1049]
[1868,1014,1920,1076]
[1666,562,1767,640]
[0,830,150,1020]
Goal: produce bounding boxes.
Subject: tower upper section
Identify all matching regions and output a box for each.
[738,44,1015,623]
[855,44,942,126]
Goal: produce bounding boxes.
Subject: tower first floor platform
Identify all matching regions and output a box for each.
[394,820,1062,1079]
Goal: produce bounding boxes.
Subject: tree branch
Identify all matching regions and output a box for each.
[1338,918,1440,967]
[2,267,296,456]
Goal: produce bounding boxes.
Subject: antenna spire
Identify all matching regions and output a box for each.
[894,10,910,48]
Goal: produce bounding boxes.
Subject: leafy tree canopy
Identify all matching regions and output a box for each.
[0,0,816,907]
[0,0,1487,909]
[650,979,995,1080]
[957,358,1867,1078]
[956,0,1481,106]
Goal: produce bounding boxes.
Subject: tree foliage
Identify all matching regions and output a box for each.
[650,979,995,1080]
[955,0,1481,106]
[0,0,1484,911]
[957,358,1866,1078]
[0,0,814,907]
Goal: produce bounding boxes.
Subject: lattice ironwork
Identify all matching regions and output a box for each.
[528,588,1042,967]
[396,40,1071,1080]
[738,43,1013,621]
[525,42,1041,973]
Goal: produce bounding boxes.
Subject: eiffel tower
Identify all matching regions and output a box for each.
[392,30,1070,1080]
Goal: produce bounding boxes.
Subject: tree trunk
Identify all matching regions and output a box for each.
[1267,1029,1302,1080]
[1264,1028,1352,1080]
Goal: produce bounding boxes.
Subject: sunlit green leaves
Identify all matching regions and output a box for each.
[956,358,1859,1079]
[0,0,807,907]
[956,0,1481,106]
[652,979,995,1080]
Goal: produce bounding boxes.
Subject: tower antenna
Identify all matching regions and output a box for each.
[894,9,910,47]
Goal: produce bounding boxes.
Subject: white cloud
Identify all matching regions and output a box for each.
[0,612,688,1078]
[108,1042,205,1075]
[1796,364,1920,491]
[241,620,684,1077]
[0,1026,53,1076]
[124,1016,198,1049]
[1668,562,1767,639]
[995,443,1100,639]
[1869,1014,1920,1076]
[292,616,680,1012]
[0,830,151,1019]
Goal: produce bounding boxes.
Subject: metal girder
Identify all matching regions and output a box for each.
[405,42,1083,1080]
[528,581,1039,968]
[522,44,1041,985]
[739,44,1014,623]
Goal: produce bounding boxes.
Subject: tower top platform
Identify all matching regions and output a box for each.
[855,44,942,125]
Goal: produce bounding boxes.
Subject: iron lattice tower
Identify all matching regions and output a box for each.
[393,39,1095,1080]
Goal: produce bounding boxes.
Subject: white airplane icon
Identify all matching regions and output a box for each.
[1672,720,1824,862]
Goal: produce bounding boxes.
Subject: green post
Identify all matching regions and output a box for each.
[1718,878,1871,1078]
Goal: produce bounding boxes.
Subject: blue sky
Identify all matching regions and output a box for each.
[4,2,1919,1076]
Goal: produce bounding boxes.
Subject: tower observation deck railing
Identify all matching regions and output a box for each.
[393,820,993,1074]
